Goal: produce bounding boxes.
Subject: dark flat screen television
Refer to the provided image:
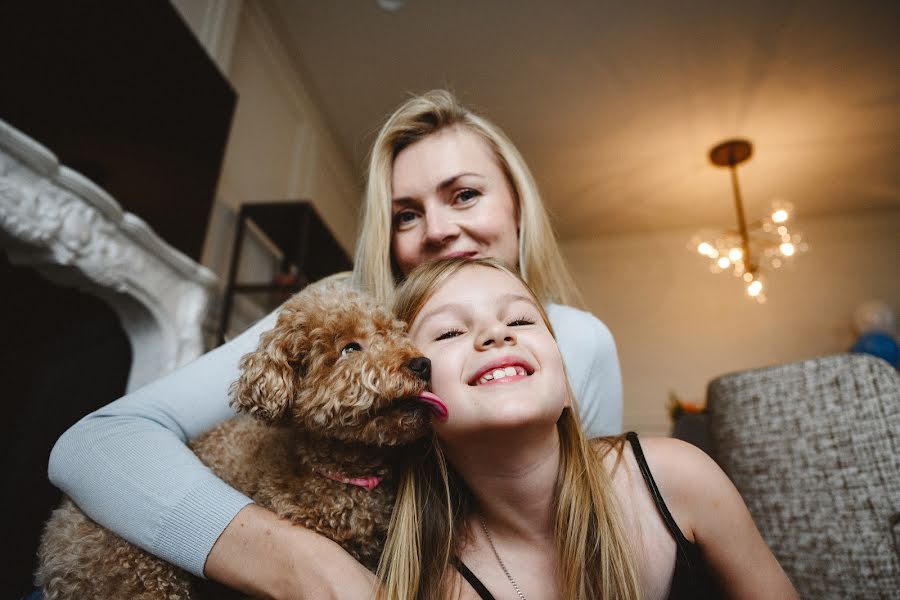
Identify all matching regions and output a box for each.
[0,0,236,261]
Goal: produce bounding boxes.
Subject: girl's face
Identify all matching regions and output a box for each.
[407,266,568,440]
[390,126,520,276]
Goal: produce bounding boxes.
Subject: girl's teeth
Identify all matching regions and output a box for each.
[477,366,528,385]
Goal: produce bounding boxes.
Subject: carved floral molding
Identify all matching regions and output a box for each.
[0,119,219,391]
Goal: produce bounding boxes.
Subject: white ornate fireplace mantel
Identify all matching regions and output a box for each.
[0,119,219,391]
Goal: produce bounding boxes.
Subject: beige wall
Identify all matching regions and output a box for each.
[561,208,900,436]
[171,0,360,281]
[171,1,361,333]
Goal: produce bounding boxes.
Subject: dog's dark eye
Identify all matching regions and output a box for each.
[340,342,363,357]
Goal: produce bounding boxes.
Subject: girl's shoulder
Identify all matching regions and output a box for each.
[590,435,723,541]
[591,435,717,483]
[591,436,797,597]
[628,436,725,501]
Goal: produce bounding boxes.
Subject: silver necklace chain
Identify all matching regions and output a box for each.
[478,514,528,600]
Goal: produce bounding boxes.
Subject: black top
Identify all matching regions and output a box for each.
[626,432,722,599]
[455,432,722,599]
[457,561,496,599]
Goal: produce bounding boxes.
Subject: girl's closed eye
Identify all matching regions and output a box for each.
[435,328,465,341]
[507,316,535,327]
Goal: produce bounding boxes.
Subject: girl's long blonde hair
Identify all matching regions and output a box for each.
[379,258,640,600]
[351,89,582,308]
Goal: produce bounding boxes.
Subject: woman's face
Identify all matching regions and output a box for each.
[390,126,520,276]
[407,265,568,441]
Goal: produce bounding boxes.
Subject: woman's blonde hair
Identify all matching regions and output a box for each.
[378,258,640,600]
[352,89,582,307]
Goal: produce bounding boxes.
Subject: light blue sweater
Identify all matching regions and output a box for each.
[48,302,622,577]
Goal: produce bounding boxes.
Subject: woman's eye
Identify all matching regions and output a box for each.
[508,317,534,327]
[454,189,481,205]
[340,342,363,357]
[393,210,419,230]
[435,329,464,341]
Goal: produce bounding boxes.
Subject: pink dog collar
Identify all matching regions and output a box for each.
[317,470,384,490]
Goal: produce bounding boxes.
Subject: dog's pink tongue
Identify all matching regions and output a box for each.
[417,391,448,422]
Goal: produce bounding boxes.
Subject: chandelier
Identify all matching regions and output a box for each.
[690,139,807,303]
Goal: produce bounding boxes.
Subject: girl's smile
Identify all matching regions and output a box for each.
[408,265,568,437]
[469,356,534,386]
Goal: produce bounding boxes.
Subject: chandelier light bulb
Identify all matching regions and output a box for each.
[689,140,805,301]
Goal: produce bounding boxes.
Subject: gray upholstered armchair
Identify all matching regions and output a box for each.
[707,353,900,598]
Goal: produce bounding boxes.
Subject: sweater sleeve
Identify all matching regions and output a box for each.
[546,304,624,438]
[47,309,279,578]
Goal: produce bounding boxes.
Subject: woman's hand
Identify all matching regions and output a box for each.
[205,504,376,600]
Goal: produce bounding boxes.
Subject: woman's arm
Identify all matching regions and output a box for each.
[48,309,275,576]
[644,438,798,598]
[546,304,624,437]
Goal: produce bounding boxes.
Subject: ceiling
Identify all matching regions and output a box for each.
[263,0,900,237]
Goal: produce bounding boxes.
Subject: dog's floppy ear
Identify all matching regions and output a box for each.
[231,326,304,423]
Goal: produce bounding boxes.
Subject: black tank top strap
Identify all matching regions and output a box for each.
[625,431,693,560]
[455,561,496,600]
[626,433,725,598]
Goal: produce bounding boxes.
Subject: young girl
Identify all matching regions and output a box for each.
[47,91,623,598]
[381,257,797,599]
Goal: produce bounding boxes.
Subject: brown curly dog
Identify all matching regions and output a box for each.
[36,279,445,599]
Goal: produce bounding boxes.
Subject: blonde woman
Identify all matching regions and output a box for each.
[381,257,796,599]
[48,91,622,598]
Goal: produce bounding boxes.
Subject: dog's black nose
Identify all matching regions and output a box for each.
[407,356,431,381]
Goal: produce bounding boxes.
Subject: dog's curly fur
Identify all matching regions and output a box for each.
[36,280,434,599]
